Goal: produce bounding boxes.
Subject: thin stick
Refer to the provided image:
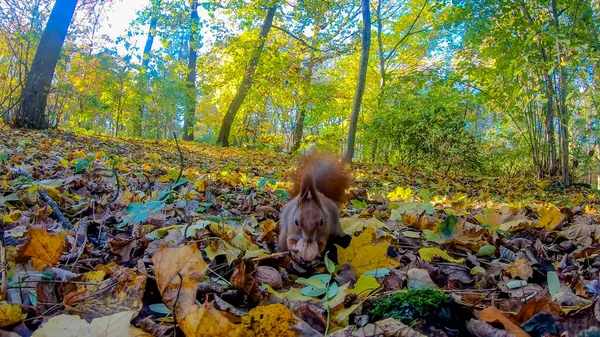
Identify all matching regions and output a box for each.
[173,132,184,185]
[38,188,73,230]
[0,242,6,300]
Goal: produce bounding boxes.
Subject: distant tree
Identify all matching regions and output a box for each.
[183,0,199,141]
[14,0,78,129]
[345,0,371,162]
[216,3,278,146]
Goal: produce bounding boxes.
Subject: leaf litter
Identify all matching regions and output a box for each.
[1,127,600,336]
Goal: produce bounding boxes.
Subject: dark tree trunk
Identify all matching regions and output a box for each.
[134,0,161,137]
[183,0,199,141]
[14,0,78,129]
[216,5,278,146]
[291,58,314,152]
[345,0,371,162]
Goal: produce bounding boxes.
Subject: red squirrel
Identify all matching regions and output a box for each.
[279,151,352,265]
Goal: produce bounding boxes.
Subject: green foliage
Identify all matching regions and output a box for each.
[370,289,449,325]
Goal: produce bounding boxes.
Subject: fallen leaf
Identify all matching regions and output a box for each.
[514,296,561,324]
[480,306,530,337]
[152,245,208,311]
[507,258,534,280]
[467,319,516,337]
[263,285,313,302]
[340,216,387,235]
[32,315,94,337]
[17,228,64,271]
[90,311,151,336]
[241,304,298,337]
[347,275,379,296]
[537,204,564,230]
[0,302,25,328]
[336,226,399,275]
[418,247,464,263]
[179,301,247,337]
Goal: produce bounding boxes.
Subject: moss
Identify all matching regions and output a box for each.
[370,289,449,325]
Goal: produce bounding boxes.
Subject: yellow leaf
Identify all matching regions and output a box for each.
[418,247,464,263]
[336,226,399,275]
[204,239,242,265]
[340,216,387,235]
[507,258,534,280]
[32,312,151,337]
[241,304,297,337]
[537,204,564,230]
[180,301,247,337]
[152,245,208,311]
[0,301,25,328]
[347,275,379,296]
[95,152,104,161]
[18,228,64,271]
[90,311,151,337]
[387,186,414,201]
[32,314,94,337]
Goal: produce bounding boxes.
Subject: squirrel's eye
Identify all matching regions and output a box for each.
[319,219,324,227]
[294,218,299,226]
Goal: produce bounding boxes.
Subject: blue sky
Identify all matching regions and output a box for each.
[96,0,149,57]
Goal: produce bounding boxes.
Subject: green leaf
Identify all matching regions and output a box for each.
[301,286,327,297]
[296,277,326,288]
[364,268,391,278]
[438,215,457,239]
[423,230,444,244]
[311,274,332,285]
[351,199,368,209]
[476,245,496,257]
[149,303,171,315]
[547,271,560,297]
[324,252,335,274]
[326,282,339,300]
[471,266,486,275]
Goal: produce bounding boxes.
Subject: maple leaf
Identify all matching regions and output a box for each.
[17,228,64,271]
[536,204,564,230]
[336,226,399,275]
[31,311,151,337]
[507,258,534,280]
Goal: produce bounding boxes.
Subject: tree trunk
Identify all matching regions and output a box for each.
[216,4,278,146]
[291,58,315,152]
[134,0,161,137]
[344,0,371,163]
[115,75,125,137]
[14,0,78,129]
[183,0,199,141]
[551,0,571,187]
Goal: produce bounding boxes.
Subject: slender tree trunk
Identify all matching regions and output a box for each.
[14,0,77,129]
[291,58,314,152]
[134,0,161,137]
[115,76,125,137]
[345,0,371,162]
[216,4,278,146]
[183,0,199,141]
[551,0,571,187]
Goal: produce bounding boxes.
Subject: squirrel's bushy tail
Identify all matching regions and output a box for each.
[290,151,352,204]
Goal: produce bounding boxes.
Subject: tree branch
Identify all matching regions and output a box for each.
[272,25,321,52]
[384,0,429,63]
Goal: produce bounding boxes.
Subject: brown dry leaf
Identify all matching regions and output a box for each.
[507,258,534,280]
[230,260,264,303]
[467,319,516,337]
[179,301,248,337]
[63,264,146,319]
[0,302,25,328]
[330,318,425,337]
[17,228,64,271]
[480,306,530,337]
[336,226,399,275]
[152,244,208,310]
[241,304,299,337]
[514,296,560,324]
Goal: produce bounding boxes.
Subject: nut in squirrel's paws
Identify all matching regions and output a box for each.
[292,239,320,266]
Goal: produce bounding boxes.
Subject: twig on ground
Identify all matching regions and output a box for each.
[38,188,73,230]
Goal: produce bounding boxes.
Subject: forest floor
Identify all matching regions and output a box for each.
[1,125,600,337]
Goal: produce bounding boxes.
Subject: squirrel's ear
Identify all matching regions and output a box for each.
[300,173,321,207]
